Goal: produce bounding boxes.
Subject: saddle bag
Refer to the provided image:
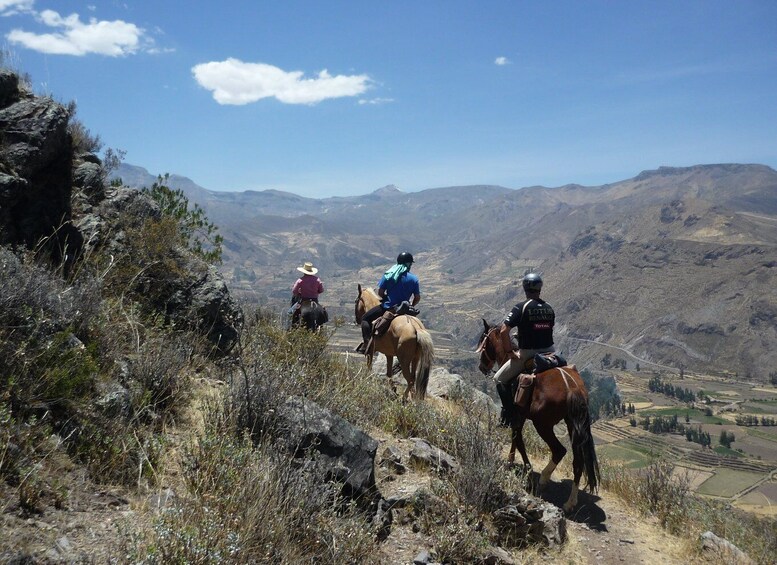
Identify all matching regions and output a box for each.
[513,373,536,408]
[533,352,567,374]
[372,310,397,338]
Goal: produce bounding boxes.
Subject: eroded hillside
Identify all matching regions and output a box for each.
[116,163,777,381]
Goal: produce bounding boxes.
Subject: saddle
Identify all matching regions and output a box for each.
[512,353,568,408]
[365,302,419,352]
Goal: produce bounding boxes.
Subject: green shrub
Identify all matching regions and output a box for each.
[142,175,223,264]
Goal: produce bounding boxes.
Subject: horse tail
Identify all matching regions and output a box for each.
[568,389,600,493]
[414,329,435,400]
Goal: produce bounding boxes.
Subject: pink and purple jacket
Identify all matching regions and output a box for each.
[292,275,324,300]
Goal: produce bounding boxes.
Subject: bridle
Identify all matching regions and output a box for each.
[476,327,499,370]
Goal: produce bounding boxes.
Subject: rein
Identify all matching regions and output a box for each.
[477,327,500,367]
[354,294,366,323]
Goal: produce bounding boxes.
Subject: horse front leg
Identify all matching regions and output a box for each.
[385,355,397,394]
[509,415,531,467]
[535,421,567,490]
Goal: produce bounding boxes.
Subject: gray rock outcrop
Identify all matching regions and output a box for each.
[493,492,566,547]
[0,70,242,354]
[275,396,379,504]
[700,531,753,564]
[0,71,74,257]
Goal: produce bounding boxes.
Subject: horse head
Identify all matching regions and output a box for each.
[476,318,499,375]
[354,284,380,324]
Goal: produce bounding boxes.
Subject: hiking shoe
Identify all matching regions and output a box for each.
[355,342,366,353]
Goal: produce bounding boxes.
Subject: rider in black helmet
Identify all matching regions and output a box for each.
[356,252,421,353]
[493,272,555,424]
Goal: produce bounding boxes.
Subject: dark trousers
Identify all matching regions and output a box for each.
[361,305,386,344]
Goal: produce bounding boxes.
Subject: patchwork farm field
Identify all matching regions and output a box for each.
[593,370,777,515]
[696,469,764,498]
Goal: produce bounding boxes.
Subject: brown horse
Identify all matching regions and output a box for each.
[477,319,599,512]
[354,284,434,401]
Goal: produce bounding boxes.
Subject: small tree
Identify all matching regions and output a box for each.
[143,174,223,264]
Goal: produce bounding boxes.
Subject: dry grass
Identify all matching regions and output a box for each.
[122,401,379,564]
[600,456,777,563]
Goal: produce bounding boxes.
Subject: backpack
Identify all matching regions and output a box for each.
[533,352,567,374]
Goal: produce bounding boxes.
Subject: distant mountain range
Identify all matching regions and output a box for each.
[113,163,777,381]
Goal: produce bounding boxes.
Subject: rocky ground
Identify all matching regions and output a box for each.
[2,369,713,565]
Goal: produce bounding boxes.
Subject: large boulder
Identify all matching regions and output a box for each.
[493,492,566,547]
[427,367,498,413]
[168,264,243,353]
[0,69,20,108]
[275,396,379,505]
[72,160,104,204]
[0,83,73,255]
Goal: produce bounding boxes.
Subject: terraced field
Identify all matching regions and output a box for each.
[595,371,777,516]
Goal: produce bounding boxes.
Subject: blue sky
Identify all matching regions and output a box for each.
[2,1,776,197]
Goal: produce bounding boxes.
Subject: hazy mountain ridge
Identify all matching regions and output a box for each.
[114,163,777,379]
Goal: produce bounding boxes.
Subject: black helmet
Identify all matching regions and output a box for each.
[397,252,414,265]
[522,272,543,292]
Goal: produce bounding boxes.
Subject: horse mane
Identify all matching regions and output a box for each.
[359,286,382,310]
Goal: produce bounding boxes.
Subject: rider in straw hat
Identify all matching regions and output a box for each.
[289,261,325,325]
[292,261,324,304]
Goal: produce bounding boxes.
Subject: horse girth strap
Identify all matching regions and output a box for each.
[556,367,574,392]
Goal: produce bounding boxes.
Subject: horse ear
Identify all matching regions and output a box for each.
[482,318,490,331]
[357,283,362,294]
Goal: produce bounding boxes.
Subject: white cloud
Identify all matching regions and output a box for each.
[192,58,371,105]
[0,0,34,16]
[358,97,394,105]
[6,9,145,56]
[495,56,511,66]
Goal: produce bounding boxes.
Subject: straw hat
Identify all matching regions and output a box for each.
[297,261,318,275]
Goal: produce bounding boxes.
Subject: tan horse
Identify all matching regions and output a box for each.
[477,319,599,512]
[354,284,434,401]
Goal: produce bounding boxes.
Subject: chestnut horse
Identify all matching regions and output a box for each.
[477,319,599,512]
[354,284,434,401]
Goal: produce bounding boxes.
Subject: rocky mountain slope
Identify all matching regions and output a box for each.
[3,68,772,564]
[115,162,777,381]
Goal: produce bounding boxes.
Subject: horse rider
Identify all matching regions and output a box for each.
[493,272,555,425]
[290,261,324,322]
[356,251,420,353]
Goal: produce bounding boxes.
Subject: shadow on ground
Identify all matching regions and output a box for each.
[527,471,608,532]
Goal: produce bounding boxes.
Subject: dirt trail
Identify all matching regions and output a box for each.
[371,430,701,565]
[554,483,697,565]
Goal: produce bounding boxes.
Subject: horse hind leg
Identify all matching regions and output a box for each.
[563,420,582,513]
[400,357,414,402]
